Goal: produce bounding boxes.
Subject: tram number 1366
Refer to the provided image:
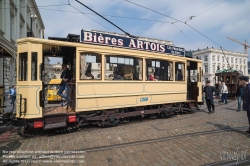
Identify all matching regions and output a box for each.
[140,97,148,102]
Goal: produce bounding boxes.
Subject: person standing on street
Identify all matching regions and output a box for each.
[203,80,216,114]
[235,84,244,111]
[217,81,223,102]
[220,82,228,104]
[238,75,250,134]
[8,86,16,105]
[57,64,72,106]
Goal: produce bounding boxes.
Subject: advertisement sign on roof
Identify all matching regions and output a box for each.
[81,30,185,56]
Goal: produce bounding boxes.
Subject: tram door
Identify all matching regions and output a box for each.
[187,61,202,101]
[41,44,76,110]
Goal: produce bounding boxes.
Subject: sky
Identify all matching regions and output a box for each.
[35,0,250,64]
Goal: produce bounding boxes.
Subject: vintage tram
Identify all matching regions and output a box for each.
[10,30,203,132]
[215,70,242,97]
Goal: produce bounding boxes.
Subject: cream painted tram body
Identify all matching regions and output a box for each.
[12,32,203,131]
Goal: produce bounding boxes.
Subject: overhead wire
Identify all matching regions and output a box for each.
[74,0,137,38]
[124,0,232,69]
[182,0,227,23]
[67,1,112,31]
[1,0,234,69]
[172,23,199,49]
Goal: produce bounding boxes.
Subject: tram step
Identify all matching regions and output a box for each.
[44,114,66,130]
[44,122,67,130]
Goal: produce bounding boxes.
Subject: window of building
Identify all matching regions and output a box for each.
[105,55,142,81]
[145,59,173,81]
[217,65,220,71]
[236,58,238,63]
[231,57,233,63]
[31,52,37,81]
[175,62,184,81]
[204,55,208,61]
[80,53,101,80]
[222,65,225,70]
[212,56,215,61]
[222,57,224,62]
[19,52,28,81]
[213,65,215,73]
[217,55,220,61]
[204,65,208,73]
[244,59,246,64]
[240,59,242,64]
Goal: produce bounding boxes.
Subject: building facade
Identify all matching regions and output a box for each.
[193,48,248,86]
[0,0,45,94]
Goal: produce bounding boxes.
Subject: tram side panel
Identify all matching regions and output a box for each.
[76,82,186,112]
[16,42,43,119]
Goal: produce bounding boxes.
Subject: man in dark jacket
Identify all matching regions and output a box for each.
[57,64,72,106]
[203,80,216,114]
[235,85,244,111]
[238,75,250,134]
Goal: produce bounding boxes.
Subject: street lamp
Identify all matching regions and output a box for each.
[30,14,37,37]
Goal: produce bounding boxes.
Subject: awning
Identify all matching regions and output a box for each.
[0,44,13,58]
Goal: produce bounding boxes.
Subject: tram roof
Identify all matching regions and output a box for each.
[16,37,202,62]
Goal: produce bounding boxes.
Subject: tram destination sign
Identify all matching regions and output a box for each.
[81,30,185,56]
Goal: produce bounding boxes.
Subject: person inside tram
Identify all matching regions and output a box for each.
[149,74,155,81]
[177,69,183,81]
[85,70,94,79]
[112,71,124,80]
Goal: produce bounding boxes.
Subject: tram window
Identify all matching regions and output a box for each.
[80,53,101,80]
[18,52,28,81]
[226,76,230,83]
[190,69,198,82]
[220,76,224,82]
[175,62,185,81]
[105,55,142,81]
[232,75,236,83]
[31,52,37,81]
[146,59,173,81]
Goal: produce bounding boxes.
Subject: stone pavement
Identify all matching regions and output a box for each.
[0,100,249,166]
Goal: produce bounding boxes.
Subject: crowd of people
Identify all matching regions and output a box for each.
[202,75,250,134]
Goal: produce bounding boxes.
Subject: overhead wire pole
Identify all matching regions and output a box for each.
[75,0,138,38]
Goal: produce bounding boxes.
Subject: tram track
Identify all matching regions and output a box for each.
[1,125,248,163]
[77,126,249,153]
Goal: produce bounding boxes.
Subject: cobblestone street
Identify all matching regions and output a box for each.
[0,100,250,166]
